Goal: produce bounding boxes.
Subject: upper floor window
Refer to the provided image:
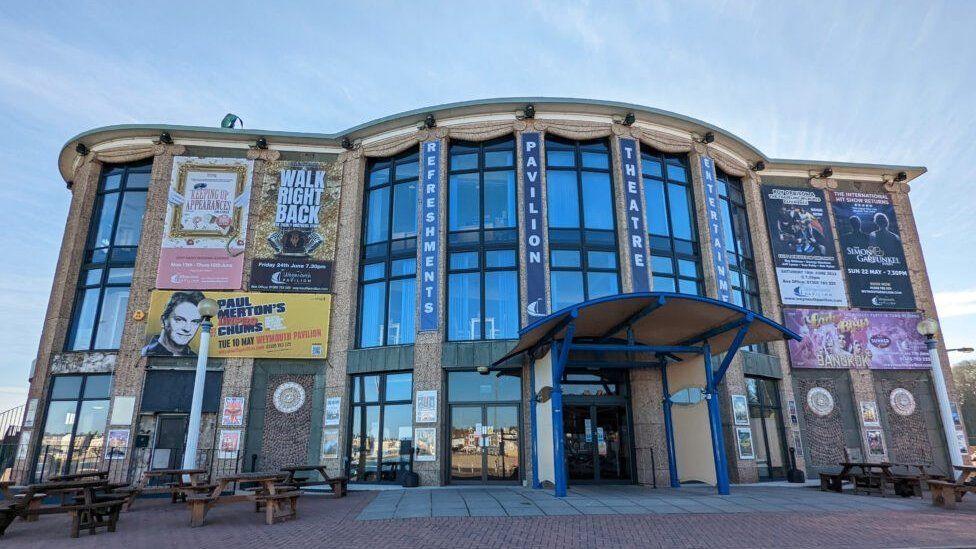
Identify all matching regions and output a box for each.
[67,161,151,351]
[641,147,703,295]
[447,137,519,341]
[716,169,761,312]
[359,150,419,347]
[546,137,619,310]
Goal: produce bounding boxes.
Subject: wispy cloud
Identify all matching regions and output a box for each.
[935,289,976,319]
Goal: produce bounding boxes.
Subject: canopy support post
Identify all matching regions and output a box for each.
[712,315,753,385]
[660,359,680,488]
[703,344,730,495]
[551,321,575,498]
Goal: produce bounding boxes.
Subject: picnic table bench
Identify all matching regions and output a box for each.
[928,465,976,509]
[821,462,929,497]
[1,479,125,538]
[187,472,300,527]
[126,468,212,510]
[280,465,348,497]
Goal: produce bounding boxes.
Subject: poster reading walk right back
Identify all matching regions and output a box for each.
[830,191,915,309]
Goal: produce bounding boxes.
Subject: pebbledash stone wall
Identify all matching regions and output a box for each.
[19,99,963,487]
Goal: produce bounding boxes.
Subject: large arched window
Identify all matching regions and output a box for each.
[358,150,419,347]
[546,136,619,311]
[641,147,702,295]
[716,169,761,312]
[447,137,519,341]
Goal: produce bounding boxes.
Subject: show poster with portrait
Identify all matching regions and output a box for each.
[783,308,930,370]
[761,186,847,306]
[142,291,331,359]
[251,161,341,292]
[830,191,915,309]
[157,157,254,290]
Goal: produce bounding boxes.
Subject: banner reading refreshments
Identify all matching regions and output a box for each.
[761,186,848,306]
[156,157,253,290]
[830,191,915,309]
[250,161,341,292]
[142,291,331,359]
[783,308,929,370]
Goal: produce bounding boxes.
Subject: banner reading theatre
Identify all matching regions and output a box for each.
[156,157,253,290]
[142,291,330,359]
[761,185,847,306]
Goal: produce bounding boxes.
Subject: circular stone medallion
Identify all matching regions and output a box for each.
[273,382,306,414]
[889,388,916,416]
[807,387,835,417]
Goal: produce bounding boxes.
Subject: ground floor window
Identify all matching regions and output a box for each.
[348,372,413,483]
[36,374,112,481]
[745,376,789,480]
[447,370,522,483]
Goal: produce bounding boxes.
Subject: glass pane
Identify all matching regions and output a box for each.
[94,287,129,349]
[483,171,516,229]
[41,400,78,456]
[363,376,380,402]
[356,406,380,481]
[394,159,419,181]
[390,258,415,277]
[110,247,137,263]
[581,151,609,170]
[484,150,514,168]
[595,404,631,480]
[587,251,617,269]
[84,269,103,286]
[363,263,385,281]
[653,276,676,292]
[644,180,669,236]
[641,156,662,178]
[485,405,520,481]
[666,163,688,183]
[449,173,480,231]
[450,406,483,481]
[386,278,415,345]
[546,150,575,168]
[380,404,413,472]
[668,184,694,241]
[551,249,580,268]
[102,172,123,191]
[450,153,478,171]
[75,400,109,438]
[51,376,83,400]
[359,282,386,347]
[391,182,417,240]
[485,249,515,268]
[678,278,699,295]
[113,191,147,246]
[651,255,673,274]
[448,371,522,402]
[581,172,613,230]
[546,171,580,228]
[82,375,112,399]
[484,271,518,339]
[353,377,362,403]
[449,252,478,270]
[587,272,618,299]
[551,271,584,310]
[68,288,100,351]
[91,193,119,249]
[678,259,698,278]
[368,166,390,188]
[449,272,481,341]
[365,187,390,244]
[385,373,413,401]
[124,170,150,190]
[106,267,133,284]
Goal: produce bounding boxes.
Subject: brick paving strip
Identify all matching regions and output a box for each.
[3,485,976,548]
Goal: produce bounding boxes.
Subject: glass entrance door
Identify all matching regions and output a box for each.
[563,404,632,483]
[449,404,520,483]
[746,376,789,480]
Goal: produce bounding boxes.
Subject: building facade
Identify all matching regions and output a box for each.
[15,98,968,489]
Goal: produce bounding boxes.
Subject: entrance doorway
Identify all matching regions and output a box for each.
[151,414,188,470]
[561,368,634,483]
[449,405,520,483]
[745,376,789,480]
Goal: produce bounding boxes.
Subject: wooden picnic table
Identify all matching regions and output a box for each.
[119,468,211,510]
[186,472,299,527]
[11,479,126,537]
[48,470,110,482]
[891,463,946,480]
[280,465,348,497]
[821,462,925,497]
[954,465,976,484]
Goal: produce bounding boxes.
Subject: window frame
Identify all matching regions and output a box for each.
[715,169,762,312]
[36,373,114,480]
[346,371,414,483]
[446,137,520,341]
[66,161,151,352]
[357,149,420,348]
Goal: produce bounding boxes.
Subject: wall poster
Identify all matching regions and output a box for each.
[414,427,436,461]
[521,132,548,319]
[619,138,650,292]
[699,155,732,303]
[221,396,245,426]
[251,161,340,292]
[157,157,253,290]
[865,428,886,456]
[761,186,847,306]
[731,394,749,426]
[322,428,339,458]
[325,396,341,426]
[784,308,930,370]
[415,390,437,423]
[735,427,756,460]
[419,140,441,331]
[218,429,241,459]
[859,401,880,427]
[142,291,331,359]
[830,191,915,309]
[23,398,37,428]
[105,429,129,460]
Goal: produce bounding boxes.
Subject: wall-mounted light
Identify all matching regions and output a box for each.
[516,104,536,120]
[158,132,173,145]
[424,114,436,129]
[895,171,907,182]
[476,365,489,375]
[623,112,636,126]
[340,137,353,150]
[75,143,89,156]
[255,137,268,150]
[819,167,833,179]
[751,160,766,172]
[695,131,715,144]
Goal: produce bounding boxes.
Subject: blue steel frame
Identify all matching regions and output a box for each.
[496,292,799,497]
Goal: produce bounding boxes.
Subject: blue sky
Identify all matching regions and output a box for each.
[0,1,973,410]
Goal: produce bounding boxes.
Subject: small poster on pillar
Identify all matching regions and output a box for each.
[414,427,436,461]
[735,427,756,460]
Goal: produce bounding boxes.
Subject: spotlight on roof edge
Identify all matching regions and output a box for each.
[221,113,244,129]
[752,161,765,172]
[820,167,833,179]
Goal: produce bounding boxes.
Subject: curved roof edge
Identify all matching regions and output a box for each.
[57,96,927,184]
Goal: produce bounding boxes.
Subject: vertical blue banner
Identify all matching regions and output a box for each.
[521,132,548,320]
[419,140,441,331]
[619,138,650,293]
[700,155,732,303]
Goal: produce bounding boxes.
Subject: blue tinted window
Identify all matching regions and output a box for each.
[363,263,385,281]
[359,282,386,347]
[551,271,584,311]
[546,150,575,167]
[450,173,480,231]
[483,171,516,229]
[391,182,417,239]
[546,171,579,228]
[587,272,618,299]
[365,187,390,244]
[485,250,516,268]
[450,252,479,270]
[581,172,613,230]
[448,272,480,341]
[587,251,617,269]
[551,250,581,268]
[387,278,415,345]
[484,271,518,339]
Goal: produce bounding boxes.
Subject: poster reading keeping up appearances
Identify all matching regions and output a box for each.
[783,308,930,370]
[830,191,915,309]
[142,291,331,359]
[251,161,341,292]
[157,157,253,290]
[761,186,847,306]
